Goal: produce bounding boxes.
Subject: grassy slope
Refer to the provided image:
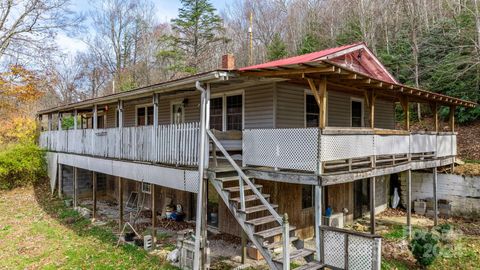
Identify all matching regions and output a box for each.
[0,183,178,270]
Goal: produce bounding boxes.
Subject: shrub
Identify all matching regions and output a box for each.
[409,230,440,267]
[0,143,46,189]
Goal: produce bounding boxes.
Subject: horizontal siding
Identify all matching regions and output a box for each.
[158,92,200,125]
[244,83,274,129]
[105,103,117,128]
[123,97,152,127]
[374,98,395,129]
[327,90,352,127]
[276,83,305,128]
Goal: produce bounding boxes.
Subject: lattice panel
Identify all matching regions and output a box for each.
[348,235,374,270]
[320,134,374,161]
[374,135,410,156]
[243,128,319,171]
[184,170,200,193]
[323,230,345,268]
[410,134,436,153]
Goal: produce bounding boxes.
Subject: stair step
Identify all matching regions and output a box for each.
[273,248,315,264]
[215,176,241,183]
[239,204,278,214]
[254,225,296,239]
[245,215,277,226]
[230,194,270,204]
[264,236,299,250]
[223,184,262,193]
[294,261,325,270]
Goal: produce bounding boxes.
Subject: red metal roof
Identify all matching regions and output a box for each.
[239,42,364,71]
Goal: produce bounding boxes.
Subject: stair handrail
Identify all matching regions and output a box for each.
[207,129,283,225]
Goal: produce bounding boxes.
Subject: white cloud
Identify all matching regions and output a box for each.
[56,32,88,55]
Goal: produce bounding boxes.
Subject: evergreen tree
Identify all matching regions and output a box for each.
[297,33,321,55]
[267,33,288,61]
[171,0,224,73]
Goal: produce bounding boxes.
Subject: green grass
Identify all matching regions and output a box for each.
[0,183,180,270]
[382,225,407,240]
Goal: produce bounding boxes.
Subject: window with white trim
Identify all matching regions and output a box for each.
[209,93,243,131]
[136,105,154,126]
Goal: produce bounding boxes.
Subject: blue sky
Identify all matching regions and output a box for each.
[57,0,228,54]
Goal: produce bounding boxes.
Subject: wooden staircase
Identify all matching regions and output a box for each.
[207,130,324,270]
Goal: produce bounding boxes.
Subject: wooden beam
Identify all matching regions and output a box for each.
[407,170,412,239]
[449,105,455,132]
[73,109,78,130]
[307,78,322,106]
[151,184,157,249]
[242,66,335,77]
[319,76,327,129]
[365,91,376,129]
[370,177,376,235]
[58,164,63,199]
[118,177,123,231]
[430,102,439,132]
[400,96,410,131]
[433,167,438,226]
[92,172,97,220]
[73,167,78,208]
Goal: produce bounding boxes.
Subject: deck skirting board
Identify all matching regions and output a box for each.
[52,152,200,193]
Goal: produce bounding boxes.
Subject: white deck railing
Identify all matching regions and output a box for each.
[242,128,457,172]
[39,122,200,166]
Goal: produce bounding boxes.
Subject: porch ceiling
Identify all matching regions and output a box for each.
[239,61,477,108]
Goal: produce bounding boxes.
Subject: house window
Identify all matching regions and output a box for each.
[136,105,154,126]
[306,94,319,127]
[141,183,151,194]
[226,95,242,130]
[351,99,363,127]
[209,93,243,131]
[210,97,223,130]
[302,185,314,209]
[172,103,185,124]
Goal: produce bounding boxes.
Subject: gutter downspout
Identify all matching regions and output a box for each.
[193,81,208,270]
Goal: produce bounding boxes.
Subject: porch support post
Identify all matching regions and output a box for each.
[73,167,78,208]
[73,109,78,130]
[365,91,376,129]
[153,94,159,161]
[400,96,409,131]
[118,177,123,231]
[194,81,209,270]
[117,100,124,128]
[431,102,439,132]
[241,231,247,264]
[433,167,438,226]
[48,114,52,131]
[370,177,376,234]
[306,76,327,129]
[449,105,455,132]
[407,170,412,238]
[92,172,97,220]
[57,112,62,131]
[151,184,157,248]
[93,104,98,129]
[118,100,124,157]
[314,184,323,261]
[58,164,63,198]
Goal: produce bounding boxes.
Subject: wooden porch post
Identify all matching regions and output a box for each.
[57,112,62,131]
[370,177,376,234]
[48,114,52,131]
[400,96,410,131]
[151,184,157,248]
[431,103,439,132]
[73,109,78,130]
[73,167,78,208]
[58,164,63,198]
[314,184,323,261]
[118,177,123,231]
[93,104,98,130]
[307,76,327,129]
[92,172,97,220]
[153,94,159,161]
[449,105,455,132]
[433,167,438,226]
[117,100,124,128]
[407,170,412,238]
[365,91,376,129]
